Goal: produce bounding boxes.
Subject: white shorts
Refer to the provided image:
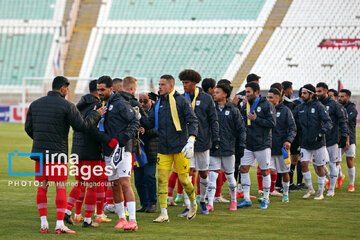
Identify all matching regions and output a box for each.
[209,155,235,173]
[341,144,356,158]
[270,155,290,173]
[104,151,132,181]
[300,146,329,166]
[240,148,271,170]
[327,144,341,163]
[190,150,209,171]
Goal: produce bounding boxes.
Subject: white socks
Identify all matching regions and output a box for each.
[240,173,251,201]
[329,162,338,192]
[115,201,126,219]
[161,208,168,215]
[348,167,355,186]
[65,209,71,215]
[237,183,243,193]
[84,217,91,224]
[207,171,218,206]
[199,176,208,203]
[318,176,325,194]
[263,174,271,200]
[302,171,313,190]
[40,216,48,227]
[127,201,136,222]
[283,181,290,195]
[225,174,237,202]
[56,220,64,227]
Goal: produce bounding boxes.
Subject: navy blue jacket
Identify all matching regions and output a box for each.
[320,96,348,146]
[210,101,245,157]
[102,93,140,156]
[183,89,220,152]
[139,106,159,163]
[293,98,333,150]
[271,103,297,155]
[241,96,276,152]
[342,101,358,145]
[142,91,198,155]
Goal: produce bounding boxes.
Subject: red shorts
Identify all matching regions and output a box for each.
[74,160,105,182]
[35,161,68,182]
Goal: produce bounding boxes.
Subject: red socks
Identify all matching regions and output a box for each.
[196,172,200,195]
[66,183,82,212]
[75,185,86,215]
[56,188,67,220]
[177,176,183,194]
[96,183,105,215]
[215,172,226,197]
[270,170,278,192]
[168,172,178,197]
[105,187,114,204]
[37,187,47,217]
[84,187,96,218]
[257,166,263,191]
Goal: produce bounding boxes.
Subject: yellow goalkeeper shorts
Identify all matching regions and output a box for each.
[157,152,190,174]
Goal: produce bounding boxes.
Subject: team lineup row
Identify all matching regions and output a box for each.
[24,70,357,234]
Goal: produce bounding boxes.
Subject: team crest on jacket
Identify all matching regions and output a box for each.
[277,112,281,117]
[311,108,315,113]
[257,106,261,112]
[326,106,330,111]
[109,105,113,111]
[225,110,230,115]
[196,100,200,106]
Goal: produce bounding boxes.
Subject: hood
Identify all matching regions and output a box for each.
[76,94,101,111]
[119,91,135,101]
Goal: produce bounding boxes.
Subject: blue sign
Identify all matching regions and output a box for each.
[8,150,43,176]
[0,106,10,122]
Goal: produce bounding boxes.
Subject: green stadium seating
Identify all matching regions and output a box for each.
[0,0,55,20]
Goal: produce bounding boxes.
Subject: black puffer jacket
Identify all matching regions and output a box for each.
[241,96,276,152]
[119,91,148,153]
[102,93,140,156]
[142,91,198,154]
[25,91,101,162]
[320,96,348,146]
[210,101,245,157]
[71,94,109,161]
[343,101,358,145]
[140,106,159,163]
[293,98,333,150]
[271,103,297,155]
[183,89,220,152]
[290,98,303,151]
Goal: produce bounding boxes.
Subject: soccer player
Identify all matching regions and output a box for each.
[206,82,245,211]
[267,88,296,202]
[141,75,199,223]
[293,84,332,200]
[328,89,338,101]
[237,82,276,209]
[316,82,348,196]
[25,76,105,234]
[178,69,220,216]
[97,76,140,231]
[64,80,113,227]
[201,78,217,96]
[338,89,358,192]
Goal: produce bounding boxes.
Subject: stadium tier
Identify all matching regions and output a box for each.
[108,0,266,20]
[0,0,56,20]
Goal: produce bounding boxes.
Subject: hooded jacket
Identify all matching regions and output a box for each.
[293,98,333,150]
[271,103,297,155]
[241,96,276,152]
[342,101,358,145]
[210,101,245,157]
[320,96,348,146]
[25,91,101,162]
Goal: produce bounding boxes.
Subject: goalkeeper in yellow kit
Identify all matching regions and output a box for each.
[141,74,199,222]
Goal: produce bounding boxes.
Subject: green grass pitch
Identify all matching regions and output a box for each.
[0,123,359,239]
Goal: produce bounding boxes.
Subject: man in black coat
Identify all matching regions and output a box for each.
[25,76,106,234]
[339,89,358,192]
[293,84,333,200]
[134,92,158,213]
[64,80,115,227]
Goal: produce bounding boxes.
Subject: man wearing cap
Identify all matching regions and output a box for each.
[293,84,332,200]
[178,69,220,216]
